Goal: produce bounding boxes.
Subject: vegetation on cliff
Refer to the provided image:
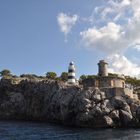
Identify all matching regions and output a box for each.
[0,69,140,92]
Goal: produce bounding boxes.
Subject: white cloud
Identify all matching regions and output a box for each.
[57,13,78,40]
[133,45,140,52]
[80,0,140,53]
[121,0,131,6]
[107,54,140,78]
[80,22,128,54]
[92,0,131,23]
[80,0,140,78]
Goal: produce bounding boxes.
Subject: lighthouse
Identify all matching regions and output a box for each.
[68,61,76,84]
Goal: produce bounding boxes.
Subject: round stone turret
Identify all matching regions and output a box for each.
[68,61,76,84]
[98,60,108,77]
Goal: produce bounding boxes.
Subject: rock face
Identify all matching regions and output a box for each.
[0,78,140,128]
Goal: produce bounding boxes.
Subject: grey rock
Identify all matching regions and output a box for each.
[119,110,133,126]
[103,116,114,127]
[0,78,139,128]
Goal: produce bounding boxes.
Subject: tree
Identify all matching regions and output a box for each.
[20,74,38,78]
[55,77,61,81]
[87,75,97,78]
[46,72,57,79]
[125,76,140,89]
[79,75,87,81]
[0,69,11,78]
[60,72,68,81]
[108,73,118,77]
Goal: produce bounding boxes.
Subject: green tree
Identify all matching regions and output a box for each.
[55,77,61,81]
[20,74,38,78]
[87,75,97,78]
[46,72,57,79]
[125,76,140,89]
[0,69,12,78]
[108,73,118,77]
[79,74,87,81]
[60,72,68,81]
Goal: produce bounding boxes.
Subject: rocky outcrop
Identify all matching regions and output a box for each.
[0,78,140,128]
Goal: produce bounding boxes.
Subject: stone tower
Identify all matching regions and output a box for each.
[98,60,108,77]
[68,61,76,84]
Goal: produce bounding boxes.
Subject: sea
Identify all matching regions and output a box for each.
[0,121,139,140]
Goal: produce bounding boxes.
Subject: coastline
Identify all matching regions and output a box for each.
[0,78,140,128]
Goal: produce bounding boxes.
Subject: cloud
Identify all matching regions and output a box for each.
[107,54,140,78]
[91,0,132,24]
[80,0,140,54]
[133,45,140,52]
[80,0,140,78]
[57,13,78,40]
[80,22,128,54]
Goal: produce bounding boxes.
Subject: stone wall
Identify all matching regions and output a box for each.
[82,77,125,89]
[82,78,96,89]
[100,87,136,100]
[98,77,125,88]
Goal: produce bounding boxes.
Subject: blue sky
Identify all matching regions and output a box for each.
[0,0,140,78]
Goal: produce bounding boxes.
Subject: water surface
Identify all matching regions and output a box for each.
[0,121,139,140]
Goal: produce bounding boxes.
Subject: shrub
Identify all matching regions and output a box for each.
[0,69,12,78]
[60,72,68,81]
[46,72,57,79]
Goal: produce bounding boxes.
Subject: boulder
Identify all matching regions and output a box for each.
[119,110,133,126]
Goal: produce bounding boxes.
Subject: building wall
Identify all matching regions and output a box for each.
[98,78,111,88]
[82,77,136,99]
[113,79,125,88]
[82,78,96,89]
[101,87,135,99]
[97,77,125,88]
[82,77,125,88]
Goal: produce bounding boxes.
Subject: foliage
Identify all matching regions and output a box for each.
[12,75,18,78]
[125,76,140,88]
[108,73,118,77]
[55,77,61,81]
[60,72,68,81]
[20,74,38,78]
[0,69,12,78]
[46,72,57,79]
[79,74,98,81]
[79,75,87,81]
[87,75,97,78]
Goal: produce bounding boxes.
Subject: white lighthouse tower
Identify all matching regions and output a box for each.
[68,61,76,84]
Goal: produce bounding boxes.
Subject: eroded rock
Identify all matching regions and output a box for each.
[0,78,139,128]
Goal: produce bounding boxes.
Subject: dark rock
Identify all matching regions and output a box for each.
[0,79,139,128]
[119,110,133,126]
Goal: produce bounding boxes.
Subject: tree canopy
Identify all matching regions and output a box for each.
[46,72,57,79]
[0,69,12,78]
[60,72,68,81]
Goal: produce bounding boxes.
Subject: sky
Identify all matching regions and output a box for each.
[0,0,140,78]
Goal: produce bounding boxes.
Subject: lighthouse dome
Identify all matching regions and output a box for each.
[69,61,74,65]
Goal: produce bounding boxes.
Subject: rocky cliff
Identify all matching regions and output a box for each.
[0,78,140,128]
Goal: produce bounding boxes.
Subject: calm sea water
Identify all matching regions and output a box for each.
[0,121,139,140]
